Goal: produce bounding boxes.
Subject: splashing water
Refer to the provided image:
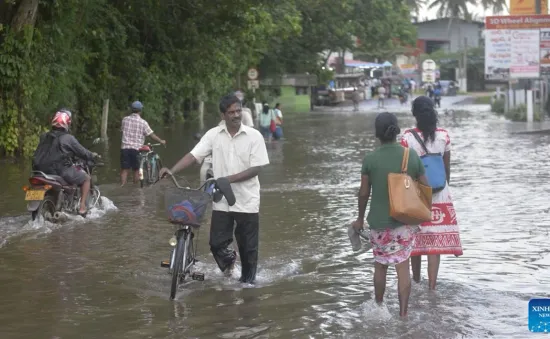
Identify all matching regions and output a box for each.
[0,196,117,248]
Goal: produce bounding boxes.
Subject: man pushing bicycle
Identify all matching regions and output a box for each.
[160,93,269,283]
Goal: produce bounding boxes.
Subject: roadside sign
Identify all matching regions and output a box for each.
[247,68,259,80]
[422,59,437,72]
[247,80,260,90]
[422,71,436,82]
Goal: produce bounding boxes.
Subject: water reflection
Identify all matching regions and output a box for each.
[0,106,548,338]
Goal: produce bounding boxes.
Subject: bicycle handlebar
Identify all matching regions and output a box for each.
[166,173,216,190]
[161,173,235,206]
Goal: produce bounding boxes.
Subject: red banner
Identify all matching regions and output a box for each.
[486,15,550,29]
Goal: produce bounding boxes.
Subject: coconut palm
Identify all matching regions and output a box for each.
[406,0,426,16]
[479,0,508,14]
[427,0,508,19]
[428,0,476,19]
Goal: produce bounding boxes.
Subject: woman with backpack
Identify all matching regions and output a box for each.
[400,96,463,290]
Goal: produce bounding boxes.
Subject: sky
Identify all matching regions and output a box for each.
[418,3,508,21]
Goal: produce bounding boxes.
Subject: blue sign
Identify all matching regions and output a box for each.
[529,298,550,333]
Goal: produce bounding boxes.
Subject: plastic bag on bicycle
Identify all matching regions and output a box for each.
[168,200,207,224]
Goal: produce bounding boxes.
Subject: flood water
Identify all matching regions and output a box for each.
[1,104,549,338]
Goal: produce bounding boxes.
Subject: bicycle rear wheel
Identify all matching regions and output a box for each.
[140,160,150,188]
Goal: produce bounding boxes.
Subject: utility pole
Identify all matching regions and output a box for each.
[462,37,468,93]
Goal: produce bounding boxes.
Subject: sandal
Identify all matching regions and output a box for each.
[78,210,88,218]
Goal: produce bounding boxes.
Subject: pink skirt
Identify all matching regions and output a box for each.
[369,225,419,266]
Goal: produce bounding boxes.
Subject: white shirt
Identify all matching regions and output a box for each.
[190,123,269,213]
[274,108,283,120]
[121,114,153,150]
[241,108,254,127]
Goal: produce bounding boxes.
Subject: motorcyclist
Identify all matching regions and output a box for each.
[398,85,408,105]
[32,109,98,217]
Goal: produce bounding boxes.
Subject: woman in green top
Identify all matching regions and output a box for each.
[352,112,428,317]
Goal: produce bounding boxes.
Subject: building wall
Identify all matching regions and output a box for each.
[416,20,482,53]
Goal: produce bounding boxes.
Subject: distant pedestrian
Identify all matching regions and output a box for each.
[120,101,166,186]
[258,103,275,142]
[352,88,361,111]
[377,85,386,109]
[273,103,283,140]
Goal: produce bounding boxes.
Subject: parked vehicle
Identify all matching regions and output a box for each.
[24,158,104,222]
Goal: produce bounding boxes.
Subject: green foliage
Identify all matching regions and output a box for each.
[474,96,491,105]
[505,104,542,122]
[491,99,505,115]
[260,0,416,75]
[0,0,416,157]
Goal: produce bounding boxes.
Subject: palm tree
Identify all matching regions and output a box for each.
[427,0,507,19]
[479,0,508,14]
[428,0,476,19]
[406,0,426,16]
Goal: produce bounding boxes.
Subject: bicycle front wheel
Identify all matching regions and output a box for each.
[170,232,186,300]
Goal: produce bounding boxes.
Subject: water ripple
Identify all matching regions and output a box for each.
[0,107,547,338]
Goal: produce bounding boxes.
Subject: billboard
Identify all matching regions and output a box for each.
[486,15,550,29]
[540,28,550,75]
[485,15,550,79]
[510,0,537,15]
[509,0,547,15]
[485,29,511,80]
[510,29,540,78]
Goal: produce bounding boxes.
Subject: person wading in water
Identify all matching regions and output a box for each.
[352,112,429,317]
[401,96,463,290]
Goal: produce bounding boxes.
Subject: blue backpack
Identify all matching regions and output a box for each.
[410,130,446,192]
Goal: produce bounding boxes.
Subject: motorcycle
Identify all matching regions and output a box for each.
[24,158,104,222]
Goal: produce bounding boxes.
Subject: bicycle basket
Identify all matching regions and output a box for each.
[164,187,211,225]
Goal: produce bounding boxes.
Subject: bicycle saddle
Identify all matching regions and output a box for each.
[214,177,236,206]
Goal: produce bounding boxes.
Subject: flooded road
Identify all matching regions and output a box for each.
[1,105,549,338]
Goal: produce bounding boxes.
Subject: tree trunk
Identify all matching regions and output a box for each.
[198,87,205,131]
[101,99,109,142]
[11,0,39,33]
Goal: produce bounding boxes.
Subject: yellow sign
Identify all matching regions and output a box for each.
[510,0,548,14]
[25,190,45,201]
[510,0,535,14]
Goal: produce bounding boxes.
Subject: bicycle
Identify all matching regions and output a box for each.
[159,173,236,300]
[138,143,164,188]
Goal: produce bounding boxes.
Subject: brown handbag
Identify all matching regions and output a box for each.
[388,147,433,225]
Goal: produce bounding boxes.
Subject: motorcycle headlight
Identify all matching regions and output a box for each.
[169,236,177,247]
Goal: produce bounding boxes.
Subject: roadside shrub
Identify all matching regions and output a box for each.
[491,99,505,115]
[504,104,541,122]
